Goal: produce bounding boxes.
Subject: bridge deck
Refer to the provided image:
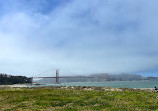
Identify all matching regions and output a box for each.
[33,76,102,78]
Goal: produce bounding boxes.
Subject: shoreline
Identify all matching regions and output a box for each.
[0,84,155,92]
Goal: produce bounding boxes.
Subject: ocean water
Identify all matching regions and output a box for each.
[30,81,158,88]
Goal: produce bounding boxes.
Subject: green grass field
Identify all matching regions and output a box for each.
[0,87,158,111]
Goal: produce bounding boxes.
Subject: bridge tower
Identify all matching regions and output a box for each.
[56,70,59,83]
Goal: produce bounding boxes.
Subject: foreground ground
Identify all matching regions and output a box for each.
[0,86,158,111]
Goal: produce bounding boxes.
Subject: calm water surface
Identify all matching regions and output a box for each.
[30,81,158,88]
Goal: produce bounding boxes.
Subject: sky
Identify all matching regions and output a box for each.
[0,0,158,77]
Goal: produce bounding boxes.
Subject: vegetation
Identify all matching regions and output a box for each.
[0,73,32,85]
[0,87,158,111]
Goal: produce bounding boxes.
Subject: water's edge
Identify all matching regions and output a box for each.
[1,81,158,89]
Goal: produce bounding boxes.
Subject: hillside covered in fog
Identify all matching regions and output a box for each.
[35,73,158,84]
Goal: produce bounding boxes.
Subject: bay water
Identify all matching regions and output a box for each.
[30,80,158,88]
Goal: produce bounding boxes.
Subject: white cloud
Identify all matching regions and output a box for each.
[0,0,158,76]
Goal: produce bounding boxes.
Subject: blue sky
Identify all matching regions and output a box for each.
[0,0,158,77]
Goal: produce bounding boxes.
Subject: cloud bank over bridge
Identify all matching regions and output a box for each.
[0,0,158,76]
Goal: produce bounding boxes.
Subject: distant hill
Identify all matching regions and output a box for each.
[35,73,158,84]
[0,73,32,85]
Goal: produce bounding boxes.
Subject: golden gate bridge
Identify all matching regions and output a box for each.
[32,70,96,84]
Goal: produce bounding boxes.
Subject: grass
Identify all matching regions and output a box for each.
[0,87,158,111]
